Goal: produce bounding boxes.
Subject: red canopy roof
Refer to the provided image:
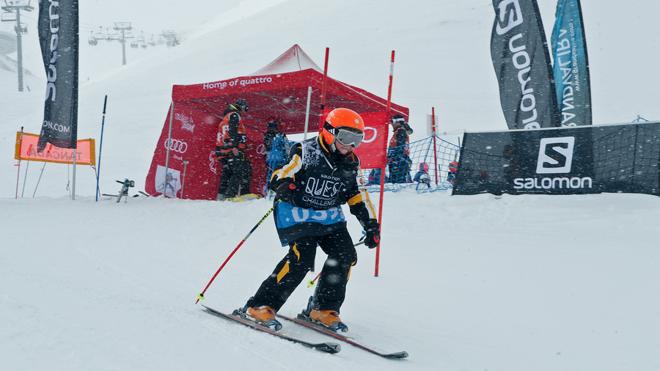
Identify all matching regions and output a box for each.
[171,44,408,134]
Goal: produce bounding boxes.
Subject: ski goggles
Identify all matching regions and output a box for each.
[326,124,364,148]
[391,117,406,125]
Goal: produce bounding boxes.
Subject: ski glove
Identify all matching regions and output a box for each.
[363,219,380,249]
[272,180,296,203]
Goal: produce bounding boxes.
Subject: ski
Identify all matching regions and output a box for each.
[277,313,409,359]
[201,305,340,354]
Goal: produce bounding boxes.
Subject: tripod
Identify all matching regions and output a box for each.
[102,179,135,203]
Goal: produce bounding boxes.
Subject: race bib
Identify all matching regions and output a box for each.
[275,202,345,230]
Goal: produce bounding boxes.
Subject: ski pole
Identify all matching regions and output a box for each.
[96,95,108,202]
[195,203,277,304]
[306,272,322,288]
[21,146,31,198]
[15,126,24,199]
[32,162,47,198]
[307,239,365,288]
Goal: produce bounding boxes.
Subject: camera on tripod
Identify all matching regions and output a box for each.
[117,179,135,189]
[102,178,136,203]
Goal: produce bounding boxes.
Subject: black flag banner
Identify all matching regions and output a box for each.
[37,0,79,152]
[490,0,559,130]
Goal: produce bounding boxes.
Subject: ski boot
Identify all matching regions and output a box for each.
[234,299,282,331]
[299,296,348,333]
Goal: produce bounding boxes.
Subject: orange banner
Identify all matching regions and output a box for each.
[14,132,96,165]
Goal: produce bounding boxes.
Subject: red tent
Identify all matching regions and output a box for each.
[145,45,409,200]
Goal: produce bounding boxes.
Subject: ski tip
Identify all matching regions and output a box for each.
[315,342,341,354]
[383,351,409,359]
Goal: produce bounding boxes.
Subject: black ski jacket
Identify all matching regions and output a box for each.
[270,136,377,226]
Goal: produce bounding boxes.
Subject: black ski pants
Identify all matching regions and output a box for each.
[218,154,251,198]
[249,226,357,313]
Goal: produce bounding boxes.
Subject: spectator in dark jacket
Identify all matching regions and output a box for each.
[387,114,413,183]
[263,117,282,153]
[215,99,251,200]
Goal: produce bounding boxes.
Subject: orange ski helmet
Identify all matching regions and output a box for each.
[321,108,365,147]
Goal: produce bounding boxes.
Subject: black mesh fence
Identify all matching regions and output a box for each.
[453,122,660,196]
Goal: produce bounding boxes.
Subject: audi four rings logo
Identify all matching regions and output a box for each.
[363,127,378,144]
[164,138,188,153]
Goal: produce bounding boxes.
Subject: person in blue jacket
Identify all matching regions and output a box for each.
[387,114,413,183]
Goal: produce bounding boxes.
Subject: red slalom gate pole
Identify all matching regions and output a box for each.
[431,107,439,186]
[195,204,276,304]
[375,50,396,278]
[318,47,330,129]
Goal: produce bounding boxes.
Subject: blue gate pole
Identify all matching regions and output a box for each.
[95,95,108,202]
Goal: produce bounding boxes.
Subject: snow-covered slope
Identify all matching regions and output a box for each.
[1,1,660,370]
[2,192,659,371]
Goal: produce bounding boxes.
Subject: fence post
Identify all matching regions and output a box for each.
[431,107,439,186]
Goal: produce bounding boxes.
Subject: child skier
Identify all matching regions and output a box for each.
[240,107,380,332]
